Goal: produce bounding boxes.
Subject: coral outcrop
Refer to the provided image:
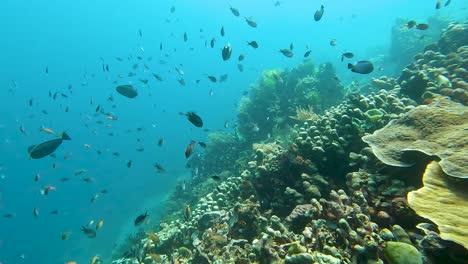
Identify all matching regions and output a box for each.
[362,98,468,179]
[407,161,468,249]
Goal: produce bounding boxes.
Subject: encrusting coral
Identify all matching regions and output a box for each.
[362,97,467,179]
[407,161,468,250]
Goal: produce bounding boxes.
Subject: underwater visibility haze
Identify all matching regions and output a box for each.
[0,0,467,263]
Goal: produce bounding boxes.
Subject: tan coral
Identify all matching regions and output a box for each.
[362,97,468,179]
[407,161,468,249]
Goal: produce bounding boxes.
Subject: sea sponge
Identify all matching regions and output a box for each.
[407,161,468,249]
[362,98,468,179]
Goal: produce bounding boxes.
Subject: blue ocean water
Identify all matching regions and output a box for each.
[0,0,466,263]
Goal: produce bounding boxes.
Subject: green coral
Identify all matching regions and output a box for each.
[383,241,423,264]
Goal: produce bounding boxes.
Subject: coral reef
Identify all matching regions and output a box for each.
[237,60,344,144]
[407,161,468,249]
[398,22,468,105]
[111,22,468,264]
[362,98,467,179]
[389,16,450,72]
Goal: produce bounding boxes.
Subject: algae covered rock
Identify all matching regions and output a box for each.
[407,161,468,249]
[362,98,468,178]
[383,241,422,264]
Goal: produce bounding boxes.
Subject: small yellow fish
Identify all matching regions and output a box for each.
[90,255,99,264]
[96,219,104,231]
[147,232,160,244]
[40,127,55,134]
[184,203,191,221]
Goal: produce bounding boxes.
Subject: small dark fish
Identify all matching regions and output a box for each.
[348,61,374,74]
[50,210,59,215]
[238,54,245,61]
[183,32,188,42]
[185,140,197,158]
[170,6,175,13]
[183,112,203,127]
[127,160,132,168]
[139,29,143,37]
[279,49,293,58]
[116,85,138,98]
[445,0,451,6]
[61,231,71,240]
[60,177,70,182]
[154,163,166,173]
[220,26,225,37]
[224,120,229,128]
[230,6,240,17]
[247,41,258,48]
[341,52,354,61]
[219,74,228,82]
[274,1,281,6]
[81,226,96,238]
[153,73,163,81]
[134,212,149,226]
[237,64,244,72]
[105,64,109,72]
[28,98,33,106]
[112,152,120,157]
[45,66,49,74]
[28,132,71,159]
[304,50,312,58]
[157,138,164,147]
[405,20,417,29]
[436,0,442,9]
[416,23,429,30]
[330,39,337,46]
[198,142,207,148]
[178,78,186,86]
[211,175,221,181]
[3,213,15,218]
[210,38,215,48]
[34,173,40,182]
[314,5,324,21]
[160,42,163,50]
[289,43,294,50]
[33,207,39,217]
[95,105,101,112]
[222,44,232,61]
[245,17,257,28]
[207,76,217,82]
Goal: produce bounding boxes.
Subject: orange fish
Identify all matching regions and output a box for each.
[96,219,104,231]
[147,232,160,244]
[184,141,196,158]
[66,261,77,264]
[40,127,55,134]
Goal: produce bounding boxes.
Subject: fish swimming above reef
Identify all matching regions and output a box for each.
[81,226,96,238]
[184,203,191,221]
[28,132,71,159]
[247,41,258,48]
[222,44,232,61]
[245,17,257,28]
[181,112,203,127]
[341,52,354,61]
[416,23,429,30]
[134,212,149,226]
[348,61,374,74]
[185,140,197,158]
[279,49,293,58]
[116,85,138,98]
[314,5,324,21]
[229,6,240,17]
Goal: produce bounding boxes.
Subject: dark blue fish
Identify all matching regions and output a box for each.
[314,5,324,21]
[28,132,71,159]
[348,61,374,74]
